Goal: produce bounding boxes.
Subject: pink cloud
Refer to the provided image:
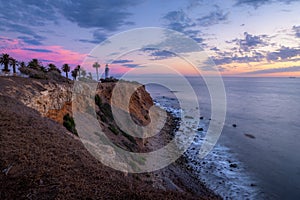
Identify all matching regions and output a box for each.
[0,36,86,69]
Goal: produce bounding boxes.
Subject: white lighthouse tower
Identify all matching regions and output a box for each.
[105,64,109,79]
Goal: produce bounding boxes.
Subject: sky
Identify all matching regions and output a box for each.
[0,0,300,77]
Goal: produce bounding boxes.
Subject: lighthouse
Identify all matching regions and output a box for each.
[105,64,109,79]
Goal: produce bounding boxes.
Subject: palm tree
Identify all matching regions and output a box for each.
[93,62,100,81]
[20,61,26,68]
[10,58,18,75]
[28,58,41,70]
[48,63,61,73]
[0,53,12,73]
[71,68,79,80]
[62,64,70,79]
[76,65,81,77]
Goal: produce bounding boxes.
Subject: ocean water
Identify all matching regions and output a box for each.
[145,77,300,199]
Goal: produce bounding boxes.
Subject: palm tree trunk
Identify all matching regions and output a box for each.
[66,72,68,79]
[13,65,16,75]
[4,63,9,72]
[96,68,99,81]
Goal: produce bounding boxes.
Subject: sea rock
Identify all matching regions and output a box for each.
[244,133,255,139]
[232,124,237,127]
[229,163,238,168]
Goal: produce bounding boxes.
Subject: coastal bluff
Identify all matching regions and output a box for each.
[0,76,219,199]
[0,77,153,127]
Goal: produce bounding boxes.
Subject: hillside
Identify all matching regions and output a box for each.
[0,76,220,199]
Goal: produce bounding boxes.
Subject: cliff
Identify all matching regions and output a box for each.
[0,77,157,152]
[0,77,152,127]
[0,77,72,124]
[0,94,202,199]
[0,76,219,200]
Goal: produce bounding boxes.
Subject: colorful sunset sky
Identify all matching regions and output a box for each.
[0,0,300,77]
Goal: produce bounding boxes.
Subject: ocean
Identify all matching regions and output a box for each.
[145,77,300,199]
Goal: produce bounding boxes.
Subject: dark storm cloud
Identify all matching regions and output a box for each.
[196,7,229,27]
[244,66,300,74]
[235,0,271,8]
[17,36,43,45]
[79,29,109,44]
[78,39,98,44]
[54,0,138,31]
[0,0,139,44]
[292,26,300,38]
[0,0,137,30]
[142,48,176,60]
[211,32,268,65]
[163,10,204,44]
[112,59,134,64]
[213,51,265,65]
[150,50,176,60]
[163,10,196,32]
[210,47,221,52]
[212,45,300,65]
[0,20,46,45]
[21,48,53,53]
[228,32,268,52]
[92,29,109,43]
[235,0,299,8]
[0,1,57,27]
[122,63,143,68]
[266,46,300,61]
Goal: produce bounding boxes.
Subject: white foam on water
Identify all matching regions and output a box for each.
[154,97,267,199]
[183,127,267,199]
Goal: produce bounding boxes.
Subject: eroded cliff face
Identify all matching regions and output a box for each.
[96,81,153,126]
[0,77,154,151]
[0,77,72,124]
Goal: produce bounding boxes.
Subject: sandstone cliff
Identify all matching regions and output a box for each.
[0,77,72,124]
[0,77,155,152]
[0,76,220,200]
[0,77,152,126]
[0,92,202,200]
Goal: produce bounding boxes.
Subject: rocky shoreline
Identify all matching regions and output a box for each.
[144,111,221,199]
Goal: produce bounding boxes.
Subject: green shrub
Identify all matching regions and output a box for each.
[120,129,137,145]
[63,113,78,136]
[108,125,119,135]
[95,94,102,108]
[100,103,113,120]
[99,113,107,123]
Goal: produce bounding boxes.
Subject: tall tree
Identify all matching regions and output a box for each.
[71,68,79,80]
[93,62,100,81]
[48,63,61,73]
[62,64,70,79]
[76,65,81,77]
[28,59,41,70]
[20,61,26,68]
[0,53,12,72]
[10,58,18,75]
